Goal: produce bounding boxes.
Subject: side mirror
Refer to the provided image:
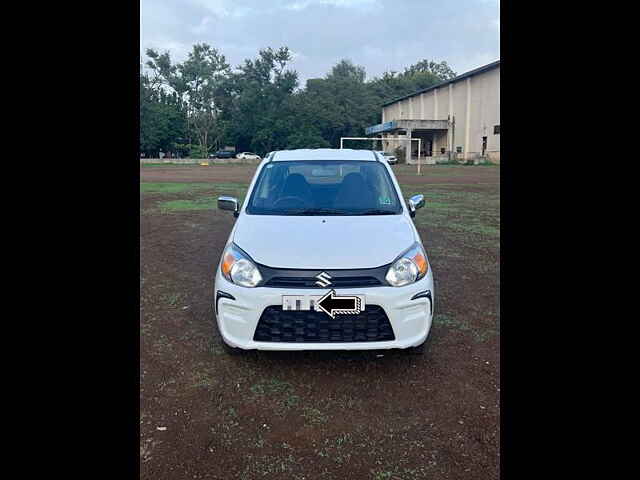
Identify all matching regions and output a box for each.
[408,194,425,218]
[218,196,239,218]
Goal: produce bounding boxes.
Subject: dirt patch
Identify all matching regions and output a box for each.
[140,164,500,479]
[141,164,258,184]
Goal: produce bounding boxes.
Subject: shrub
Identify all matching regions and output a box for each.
[188,144,208,159]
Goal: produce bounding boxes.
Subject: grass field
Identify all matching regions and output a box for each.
[140,163,500,479]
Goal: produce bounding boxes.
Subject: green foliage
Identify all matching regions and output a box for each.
[402,59,457,81]
[188,144,208,159]
[286,127,331,149]
[140,73,187,156]
[140,183,213,194]
[290,59,379,148]
[363,59,457,126]
[140,44,457,157]
[224,47,299,153]
[159,198,216,212]
[145,44,231,158]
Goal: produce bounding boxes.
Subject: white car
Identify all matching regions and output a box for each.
[236,152,262,160]
[375,151,398,165]
[215,149,433,354]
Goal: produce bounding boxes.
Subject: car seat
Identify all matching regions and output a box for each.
[333,172,376,210]
[279,173,313,204]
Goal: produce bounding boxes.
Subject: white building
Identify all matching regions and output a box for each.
[366,60,500,164]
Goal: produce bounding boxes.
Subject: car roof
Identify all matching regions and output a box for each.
[270,148,378,162]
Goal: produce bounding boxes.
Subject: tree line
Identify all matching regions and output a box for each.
[140,43,456,158]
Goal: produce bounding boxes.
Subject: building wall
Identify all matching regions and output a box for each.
[450,79,469,155]
[381,63,500,162]
[468,66,500,156]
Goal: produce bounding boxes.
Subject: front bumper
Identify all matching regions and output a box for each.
[214,269,434,351]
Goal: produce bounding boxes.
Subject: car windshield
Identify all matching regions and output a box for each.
[246,160,403,216]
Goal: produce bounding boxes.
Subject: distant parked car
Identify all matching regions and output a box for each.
[375,151,398,165]
[236,152,262,160]
[214,150,235,159]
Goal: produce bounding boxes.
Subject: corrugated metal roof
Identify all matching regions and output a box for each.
[271,149,377,161]
[382,60,500,107]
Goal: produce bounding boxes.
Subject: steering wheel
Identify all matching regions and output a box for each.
[273,196,310,208]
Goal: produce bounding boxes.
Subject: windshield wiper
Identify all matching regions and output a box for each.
[269,208,397,216]
[284,208,350,215]
[356,209,398,215]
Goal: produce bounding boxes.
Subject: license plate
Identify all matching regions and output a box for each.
[282,294,366,311]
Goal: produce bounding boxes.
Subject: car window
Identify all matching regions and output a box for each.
[246,160,402,216]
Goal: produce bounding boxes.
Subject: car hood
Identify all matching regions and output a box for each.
[232,214,416,269]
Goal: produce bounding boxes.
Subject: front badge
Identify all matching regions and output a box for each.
[315,271,332,287]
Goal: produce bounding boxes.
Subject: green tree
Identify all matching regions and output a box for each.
[145,44,230,158]
[291,59,378,148]
[368,59,458,109]
[224,47,298,154]
[139,71,186,157]
[140,43,458,156]
[402,59,456,81]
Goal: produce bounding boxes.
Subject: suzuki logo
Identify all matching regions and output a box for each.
[315,271,332,287]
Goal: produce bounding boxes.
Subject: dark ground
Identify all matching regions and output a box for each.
[140,163,500,479]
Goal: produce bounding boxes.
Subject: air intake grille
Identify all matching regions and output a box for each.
[264,276,381,288]
[253,305,395,343]
[257,264,391,289]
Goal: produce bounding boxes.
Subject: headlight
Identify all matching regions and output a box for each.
[385,242,429,287]
[220,243,263,287]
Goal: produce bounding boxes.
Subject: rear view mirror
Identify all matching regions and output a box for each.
[311,167,338,177]
[408,194,425,218]
[218,196,239,217]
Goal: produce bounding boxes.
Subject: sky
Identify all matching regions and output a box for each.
[140,0,499,85]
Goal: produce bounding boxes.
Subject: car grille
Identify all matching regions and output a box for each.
[253,305,395,343]
[263,276,381,288]
[257,264,391,289]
